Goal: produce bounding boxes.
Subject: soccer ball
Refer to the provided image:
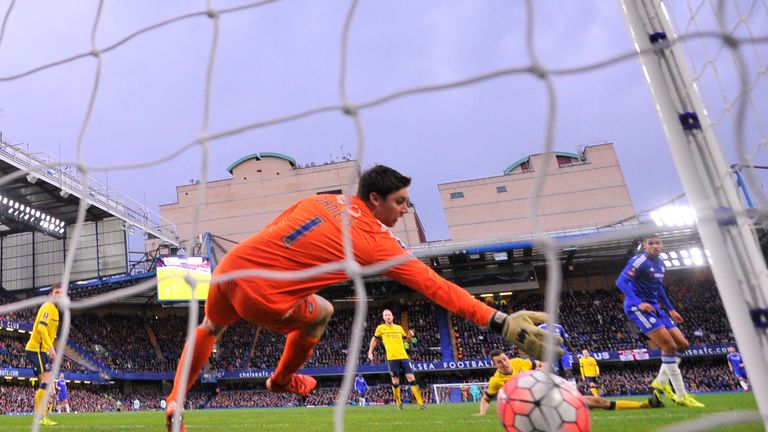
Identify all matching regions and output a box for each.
[497,370,590,432]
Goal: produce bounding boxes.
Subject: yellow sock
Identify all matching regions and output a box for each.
[615,400,645,410]
[590,388,599,397]
[393,386,402,405]
[410,385,424,406]
[34,389,46,417]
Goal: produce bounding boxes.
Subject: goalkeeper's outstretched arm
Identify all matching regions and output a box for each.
[383,258,562,360]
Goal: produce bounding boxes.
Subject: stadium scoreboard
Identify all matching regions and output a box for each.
[156,256,211,301]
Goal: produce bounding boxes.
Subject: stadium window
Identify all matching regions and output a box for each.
[496,185,507,193]
[450,191,464,199]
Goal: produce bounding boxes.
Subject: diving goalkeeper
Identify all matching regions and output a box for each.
[165,164,556,431]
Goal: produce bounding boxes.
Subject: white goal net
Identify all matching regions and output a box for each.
[0,1,765,432]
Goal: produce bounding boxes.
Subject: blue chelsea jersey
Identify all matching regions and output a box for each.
[620,252,666,305]
[537,323,568,350]
[727,352,743,369]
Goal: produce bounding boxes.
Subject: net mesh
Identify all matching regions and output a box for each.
[0,1,765,431]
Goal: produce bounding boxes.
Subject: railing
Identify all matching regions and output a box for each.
[0,134,179,246]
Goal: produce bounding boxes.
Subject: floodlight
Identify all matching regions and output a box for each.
[26,174,38,184]
[649,205,697,227]
[60,190,70,198]
[691,248,704,266]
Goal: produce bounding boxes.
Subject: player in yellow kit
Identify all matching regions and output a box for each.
[476,350,663,416]
[579,349,601,397]
[25,283,62,426]
[368,309,425,409]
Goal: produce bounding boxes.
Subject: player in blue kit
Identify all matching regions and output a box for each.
[537,323,577,387]
[616,235,704,408]
[354,374,369,406]
[55,373,71,414]
[726,346,750,392]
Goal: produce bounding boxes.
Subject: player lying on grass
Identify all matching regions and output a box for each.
[165,165,559,431]
[474,350,663,416]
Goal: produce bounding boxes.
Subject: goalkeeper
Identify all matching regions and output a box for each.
[166,164,556,431]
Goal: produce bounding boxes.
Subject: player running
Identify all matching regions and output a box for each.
[579,349,600,397]
[25,283,62,426]
[165,165,557,431]
[368,309,424,409]
[726,346,750,392]
[616,235,704,408]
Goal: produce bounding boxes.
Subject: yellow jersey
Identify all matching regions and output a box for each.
[374,323,408,360]
[579,355,599,378]
[25,301,59,352]
[486,357,535,398]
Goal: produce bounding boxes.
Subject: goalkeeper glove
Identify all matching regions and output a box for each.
[488,310,564,361]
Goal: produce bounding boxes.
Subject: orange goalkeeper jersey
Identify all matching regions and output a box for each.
[214,194,495,327]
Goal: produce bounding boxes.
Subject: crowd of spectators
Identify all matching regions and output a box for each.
[581,361,741,396]
[0,277,741,376]
[208,320,256,371]
[0,358,742,414]
[0,288,34,323]
[453,281,735,359]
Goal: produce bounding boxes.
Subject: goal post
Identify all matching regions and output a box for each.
[620,0,768,426]
[431,382,489,405]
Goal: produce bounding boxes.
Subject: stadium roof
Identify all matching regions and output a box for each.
[0,157,113,238]
[0,136,179,244]
[503,151,580,174]
[226,152,298,175]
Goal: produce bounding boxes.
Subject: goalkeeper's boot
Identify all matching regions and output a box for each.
[672,393,705,408]
[651,380,674,400]
[165,401,186,432]
[266,373,317,396]
[419,404,426,410]
[648,391,664,408]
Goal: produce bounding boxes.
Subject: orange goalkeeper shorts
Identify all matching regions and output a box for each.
[205,280,321,334]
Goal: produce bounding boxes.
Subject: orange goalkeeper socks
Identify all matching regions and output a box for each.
[272,332,320,385]
[167,326,217,406]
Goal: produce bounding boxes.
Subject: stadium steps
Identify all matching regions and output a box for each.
[62,345,96,370]
[435,308,455,361]
[247,327,262,368]
[144,323,165,362]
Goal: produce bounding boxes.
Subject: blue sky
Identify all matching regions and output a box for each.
[0,1,765,242]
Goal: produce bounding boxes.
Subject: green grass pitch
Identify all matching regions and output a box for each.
[0,393,759,431]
